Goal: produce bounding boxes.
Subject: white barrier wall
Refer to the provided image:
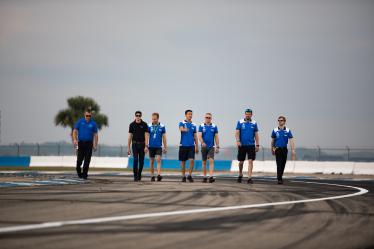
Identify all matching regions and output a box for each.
[30,156,128,169]
[230,160,374,175]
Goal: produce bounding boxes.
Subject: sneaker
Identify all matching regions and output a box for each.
[209,177,215,183]
[151,176,155,182]
[278,180,283,185]
[77,173,83,179]
[187,175,194,183]
[182,176,187,182]
[157,175,163,182]
[202,177,208,183]
[237,175,243,183]
[247,178,253,184]
[82,175,88,180]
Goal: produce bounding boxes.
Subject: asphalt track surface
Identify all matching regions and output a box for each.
[0,173,373,249]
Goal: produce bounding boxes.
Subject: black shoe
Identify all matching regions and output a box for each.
[134,178,138,182]
[138,175,142,181]
[157,175,163,182]
[247,178,253,184]
[278,180,283,184]
[77,173,83,179]
[182,176,187,182]
[209,177,215,183]
[82,175,88,180]
[202,177,208,183]
[151,176,155,182]
[187,175,194,183]
[237,175,243,183]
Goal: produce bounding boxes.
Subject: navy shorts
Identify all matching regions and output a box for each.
[179,146,195,161]
[149,147,162,158]
[237,145,256,161]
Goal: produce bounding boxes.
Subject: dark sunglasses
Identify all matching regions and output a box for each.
[278,119,285,122]
[85,115,92,118]
[135,114,142,117]
[205,117,211,119]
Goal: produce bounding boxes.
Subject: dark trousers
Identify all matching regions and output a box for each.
[132,143,145,180]
[76,141,93,178]
[275,147,288,181]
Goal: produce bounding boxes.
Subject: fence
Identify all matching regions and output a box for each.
[1,143,374,162]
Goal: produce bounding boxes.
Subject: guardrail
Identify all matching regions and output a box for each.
[0,143,374,162]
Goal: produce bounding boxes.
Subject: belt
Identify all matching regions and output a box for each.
[132,141,145,144]
[79,141,93,143]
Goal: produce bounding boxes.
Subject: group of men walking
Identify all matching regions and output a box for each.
[73,108,295,184]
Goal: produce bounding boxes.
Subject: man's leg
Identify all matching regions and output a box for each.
[132,144,139,181]
[247,159,253,179]
[82,143,93,179]
[209,158,214,177]
[138,144,145,180]
[202,160,207,177]
[156,155,162,176]
[280,149,288,182]
[76,142,84,178]
[150,157,155,177]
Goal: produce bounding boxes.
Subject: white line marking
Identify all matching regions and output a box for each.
[0,180,368,234]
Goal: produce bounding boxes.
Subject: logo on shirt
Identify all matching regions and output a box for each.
[241,124,246,129]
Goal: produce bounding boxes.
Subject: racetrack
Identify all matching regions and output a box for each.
[0,173,373,249]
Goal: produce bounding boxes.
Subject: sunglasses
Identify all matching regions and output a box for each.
[278,119,285,122]
[205,117,211,119]
[135,115,142,117]
[85,115,92,118]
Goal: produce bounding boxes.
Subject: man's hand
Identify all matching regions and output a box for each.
[215,147,220,154]
[291,150,296,161]
[272,147,276,156]
[144,146,149,153]
[236,141,241,147]
[255,145,260,153]
[201,142,207,148]
[127,149,132,156]
[93,144,97,152]
[73,139,78,146]
[195,146,199,154]
[163,146,167,154]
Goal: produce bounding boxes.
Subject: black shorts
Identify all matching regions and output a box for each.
[149,147,162,158]
[179,146,195,161]
[201,147,215,161]
[237,145,256,161]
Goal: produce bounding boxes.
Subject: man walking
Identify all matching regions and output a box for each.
[128,111,149,181]
[198,113,220,183]
[271,116,296,184]
[73,109,98,180]
[179,110,199,182]
[235,108,260,184]
[148,113,167,182]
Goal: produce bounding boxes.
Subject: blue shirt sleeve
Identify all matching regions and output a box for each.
[254,123,259,132]
[236,121,240,130]
[179,122,184,128]
[198,125,202,132]
[93,122,98,133]
[162,126,166,134]
[271,130,276,138]
[288,130,293,138]
[193,124,196,133]
[215,126,218,134]
[74,119,81,130]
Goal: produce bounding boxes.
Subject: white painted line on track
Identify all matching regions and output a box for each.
[0,180,368,234]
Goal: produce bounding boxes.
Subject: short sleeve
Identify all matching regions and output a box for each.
[193,125,197,133]
[74,119,80,130]
[179,122,184,128]
[288,130,293,138]
[198,125,203,132]
[93,122,98,133]
[236,121,240,130]
[162,126,166,134]
[144,123,149,133]
[271,130,276,138]
[129,123,133,133]
[254,123,259,132]
[215,126,218,134]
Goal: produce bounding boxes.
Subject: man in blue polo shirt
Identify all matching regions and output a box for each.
[198,113,220,183]
[235,108,260,184]
[72,110,98,180]
[179,110,199,182]
[271,116,296,184]
[148,112,167,182]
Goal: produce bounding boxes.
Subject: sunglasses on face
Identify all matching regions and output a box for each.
[135,115,141,117]
[278,119,285,122]
[205,117,211,119]
[85,115,91,118]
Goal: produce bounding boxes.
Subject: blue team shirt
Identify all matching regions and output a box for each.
[179,120,197,147]
[271,127,293,147]
[74,118,98,142]
[198,123,218,148]
[148,123,166,148]
[236,119,259,146]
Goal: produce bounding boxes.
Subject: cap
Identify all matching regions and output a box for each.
[245,108,253,113]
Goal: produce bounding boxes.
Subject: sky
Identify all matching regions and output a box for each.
[0,0,373,148]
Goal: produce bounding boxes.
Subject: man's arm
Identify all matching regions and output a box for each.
[162,133,168,153]
[72,129,78,146]
[198,132,205,147]
[290,138,296,160]
[127,133,133,155]
[214,133,220,153]
[271,138,275,155]
[235,130,241,147]
[255,132,260,152]
[179,126,188,132]
[93,133,98,150]
[144,132,149,153]
[194,133,199,153]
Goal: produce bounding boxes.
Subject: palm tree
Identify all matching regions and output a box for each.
[55,96,109,140]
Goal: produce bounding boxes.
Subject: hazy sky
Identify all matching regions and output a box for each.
[0,0,373,147]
